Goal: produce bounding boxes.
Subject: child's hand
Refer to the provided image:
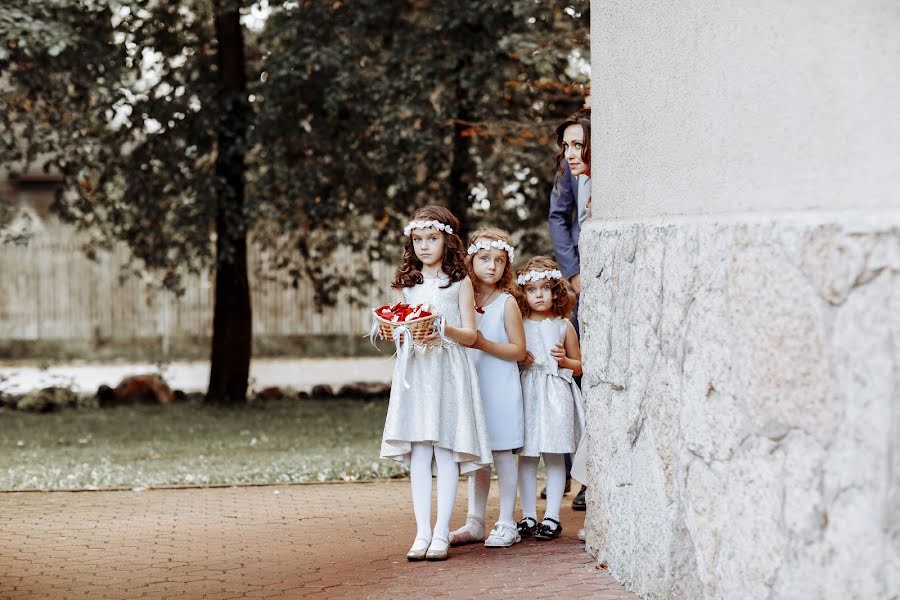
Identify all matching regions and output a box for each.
[470,330,485,349]
[549,342,567,364]
[423,326,441,345]
[518,351,535,367]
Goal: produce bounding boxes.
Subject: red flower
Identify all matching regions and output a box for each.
[375,302,432,322]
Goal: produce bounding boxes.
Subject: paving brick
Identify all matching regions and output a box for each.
[0,481,639,599]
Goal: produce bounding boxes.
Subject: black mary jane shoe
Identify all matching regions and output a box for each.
[534,517,562,541]
[517,517,538,539]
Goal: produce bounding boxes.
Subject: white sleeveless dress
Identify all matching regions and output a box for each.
[468,293,524,451]
[380,274,493,475]
[519,318,585,457]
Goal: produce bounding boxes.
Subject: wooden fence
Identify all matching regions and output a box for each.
[0,220,393,349]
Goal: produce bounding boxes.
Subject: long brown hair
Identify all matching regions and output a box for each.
[391,205,468,290]
[554,110,591,190]
[464,226,516,294]
[514,256,577,319]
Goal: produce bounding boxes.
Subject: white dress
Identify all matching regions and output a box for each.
[380,274,493,474]
[468,293,524,451]
[519,318,585,457]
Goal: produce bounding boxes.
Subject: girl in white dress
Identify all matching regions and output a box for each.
[380,205,493,562]
[449,227,527,549]
[514,256,585,541]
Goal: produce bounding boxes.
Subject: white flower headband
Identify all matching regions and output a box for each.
[403,220,454,236]
[467,240,516,262]
[516,269,563,286]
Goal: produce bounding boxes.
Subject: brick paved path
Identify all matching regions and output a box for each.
[0,481,638,599]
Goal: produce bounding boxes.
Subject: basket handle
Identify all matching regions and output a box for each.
[435,314,448,343]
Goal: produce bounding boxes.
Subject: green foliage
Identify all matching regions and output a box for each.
[1,0,224,291]
[251,0,590,299]
[1,0,589,300]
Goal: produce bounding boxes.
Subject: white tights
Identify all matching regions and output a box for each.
[518,453,566,522]
[410,442,459,541]
[467,450,519,526]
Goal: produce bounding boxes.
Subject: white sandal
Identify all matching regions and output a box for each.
[484,522,522,548]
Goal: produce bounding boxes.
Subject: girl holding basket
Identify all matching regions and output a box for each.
[379,205,493,562]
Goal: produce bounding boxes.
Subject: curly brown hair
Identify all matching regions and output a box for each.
[391,205,468,290]
[514,256,577,319]
[554,111,591,191]
[464,226,516,294]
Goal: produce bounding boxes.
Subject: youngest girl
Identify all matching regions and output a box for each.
[514,256,585,541]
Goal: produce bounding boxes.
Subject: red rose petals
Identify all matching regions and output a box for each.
[375,302,433,322]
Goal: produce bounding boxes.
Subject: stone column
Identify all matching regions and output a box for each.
[581,2,899,599]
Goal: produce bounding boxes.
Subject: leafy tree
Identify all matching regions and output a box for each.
[251,0,589,298]
[0,0,588,401]
[1,0,251,402]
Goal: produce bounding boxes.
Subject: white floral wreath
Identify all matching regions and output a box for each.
[467,240,515,262]
[516,269,563,286]
[403,220,454,236]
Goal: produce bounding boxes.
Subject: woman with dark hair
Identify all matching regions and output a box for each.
[554,112,592,224]
[547,110,592,512]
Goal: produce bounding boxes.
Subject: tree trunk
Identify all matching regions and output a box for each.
[207,4,251,404]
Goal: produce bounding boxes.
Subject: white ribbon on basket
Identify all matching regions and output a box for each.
[392,324,414,389]
[367,318,380,347]
[367,314,448,389]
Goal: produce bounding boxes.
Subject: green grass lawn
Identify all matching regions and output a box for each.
[0,398,408,490]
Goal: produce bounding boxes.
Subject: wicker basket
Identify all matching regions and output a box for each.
[372,310,440,344]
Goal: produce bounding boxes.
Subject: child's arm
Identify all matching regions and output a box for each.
[549,320,582,376]
[441,277,478,346]
[471,297,527,362]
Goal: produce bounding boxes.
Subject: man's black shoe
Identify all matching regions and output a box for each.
[572,485,587,511]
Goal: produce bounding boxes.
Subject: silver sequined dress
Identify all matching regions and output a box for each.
[380,274,493,474]
[519,318,585,457]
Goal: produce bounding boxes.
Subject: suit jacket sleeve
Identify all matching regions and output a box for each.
[548,163,580,279]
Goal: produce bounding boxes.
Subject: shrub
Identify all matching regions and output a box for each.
[16,387,79,412]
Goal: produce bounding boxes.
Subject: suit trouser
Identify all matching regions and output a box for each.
[564,296,581,480]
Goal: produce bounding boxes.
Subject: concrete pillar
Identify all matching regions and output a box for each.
[581,2,899,598]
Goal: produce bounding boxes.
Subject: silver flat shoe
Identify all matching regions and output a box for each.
[425,536,449,561]
[406,537,431,561]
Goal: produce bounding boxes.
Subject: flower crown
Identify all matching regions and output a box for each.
[516,269,563,286]
[403,219,454,236]
[467,239,515,262]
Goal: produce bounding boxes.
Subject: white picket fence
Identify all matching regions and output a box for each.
[0,220,393,346]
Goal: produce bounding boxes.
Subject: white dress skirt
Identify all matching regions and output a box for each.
[467,292,525,451]
[519,318,585,457]
[380,274,493,475]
